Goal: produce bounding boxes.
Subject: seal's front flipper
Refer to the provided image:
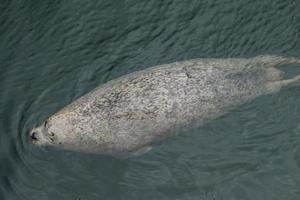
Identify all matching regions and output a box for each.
[117,146,152,159]
[253,55,300,68]
[129,146,152,157]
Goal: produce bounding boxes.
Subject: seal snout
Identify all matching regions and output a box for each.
[30,129,41,144]
[30,125,50,146]
[31,132,38,141]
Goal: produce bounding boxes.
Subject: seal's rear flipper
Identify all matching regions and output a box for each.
[267,74,300,93]
[277,74,300,88]
[253,55,300,68]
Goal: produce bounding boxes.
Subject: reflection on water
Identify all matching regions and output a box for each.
[0,0,300,199]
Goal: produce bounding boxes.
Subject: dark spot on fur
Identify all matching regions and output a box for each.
[185,71,192,78]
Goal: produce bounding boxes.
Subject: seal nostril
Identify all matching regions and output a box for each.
[31,132,38,140]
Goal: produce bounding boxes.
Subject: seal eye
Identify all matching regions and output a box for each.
[44,120,48,127]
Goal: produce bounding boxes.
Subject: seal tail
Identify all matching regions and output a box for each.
[253,55,300,67]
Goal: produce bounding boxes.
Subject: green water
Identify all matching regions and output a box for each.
[1,0,300,199]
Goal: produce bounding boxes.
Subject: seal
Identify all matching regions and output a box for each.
[30,55,300,157]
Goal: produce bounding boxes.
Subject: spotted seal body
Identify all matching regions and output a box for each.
[30,55,300,157]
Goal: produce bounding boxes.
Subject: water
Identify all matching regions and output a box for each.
[1,0,300,199]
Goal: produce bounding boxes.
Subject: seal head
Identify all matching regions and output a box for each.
[30,113,75,149]
[30,121,54,147]
[29,112,80,150]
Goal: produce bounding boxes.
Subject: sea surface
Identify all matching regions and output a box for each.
[1,0,300,199]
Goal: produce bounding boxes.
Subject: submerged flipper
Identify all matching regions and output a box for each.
[253,55,300,68]
[116,146,152,159]
[129,146,152,157]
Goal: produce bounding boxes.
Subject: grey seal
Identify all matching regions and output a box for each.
[30,55,300,157]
